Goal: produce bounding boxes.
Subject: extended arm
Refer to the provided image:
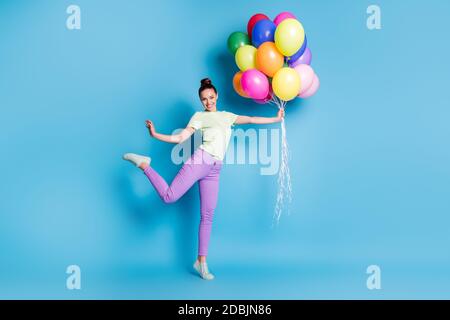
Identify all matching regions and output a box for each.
[234,108,285,125]
[145,120,195,144]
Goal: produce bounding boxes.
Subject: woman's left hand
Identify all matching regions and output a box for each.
[145,120,156,137]
[277,108,285,121]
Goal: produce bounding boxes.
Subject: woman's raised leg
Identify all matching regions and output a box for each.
[142,151,210,204]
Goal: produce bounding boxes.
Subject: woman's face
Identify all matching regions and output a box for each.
[200,88,218,112]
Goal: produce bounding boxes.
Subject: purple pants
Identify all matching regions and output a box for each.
[143,148,223,256]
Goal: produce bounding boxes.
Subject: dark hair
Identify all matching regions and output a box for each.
[198,78,217,96]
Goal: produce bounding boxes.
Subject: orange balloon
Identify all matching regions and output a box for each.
[233,71,249,98]
[256,42,284,77]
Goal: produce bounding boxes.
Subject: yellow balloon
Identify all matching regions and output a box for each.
[272,67,301,101]
[235,45,257,71]
[275,18,305,56]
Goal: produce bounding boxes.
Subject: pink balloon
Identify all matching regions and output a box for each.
[273,12,296,26]
[299,74,320,98]
[241,69,270,100]
[293,64,315,95]
[253,84,273,104]
[253,93,271,104]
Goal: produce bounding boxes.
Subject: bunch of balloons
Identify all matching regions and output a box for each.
[227,12,320,104]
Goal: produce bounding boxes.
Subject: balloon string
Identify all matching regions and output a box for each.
[270,96,292,227]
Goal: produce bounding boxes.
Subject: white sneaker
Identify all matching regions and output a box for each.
[193,260,215,280]
[122,153,151,167]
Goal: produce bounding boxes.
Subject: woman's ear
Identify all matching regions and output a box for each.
[216,93,219,101]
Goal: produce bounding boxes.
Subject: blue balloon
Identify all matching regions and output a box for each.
[286,35,307,63]
[251,19,276,48]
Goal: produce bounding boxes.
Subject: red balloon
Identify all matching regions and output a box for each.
[247,13,270,41]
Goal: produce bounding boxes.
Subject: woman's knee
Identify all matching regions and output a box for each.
[162,189,178,203]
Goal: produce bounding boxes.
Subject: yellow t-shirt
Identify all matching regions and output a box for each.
[187,110,239,161]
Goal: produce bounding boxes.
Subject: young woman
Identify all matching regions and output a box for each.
[123,78,284,280]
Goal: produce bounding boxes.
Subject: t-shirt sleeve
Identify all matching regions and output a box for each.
[187,112,202,130]
[224,111,239,127]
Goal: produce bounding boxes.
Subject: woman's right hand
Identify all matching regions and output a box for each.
[145,120,156,137]
[276,108,285,121]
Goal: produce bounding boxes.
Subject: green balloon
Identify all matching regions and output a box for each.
[227,32,250,55]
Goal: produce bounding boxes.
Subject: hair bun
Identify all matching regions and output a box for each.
[198,77,217,96]
[200,78,212,86]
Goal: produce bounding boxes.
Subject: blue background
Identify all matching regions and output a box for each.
[1,0,449,299]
